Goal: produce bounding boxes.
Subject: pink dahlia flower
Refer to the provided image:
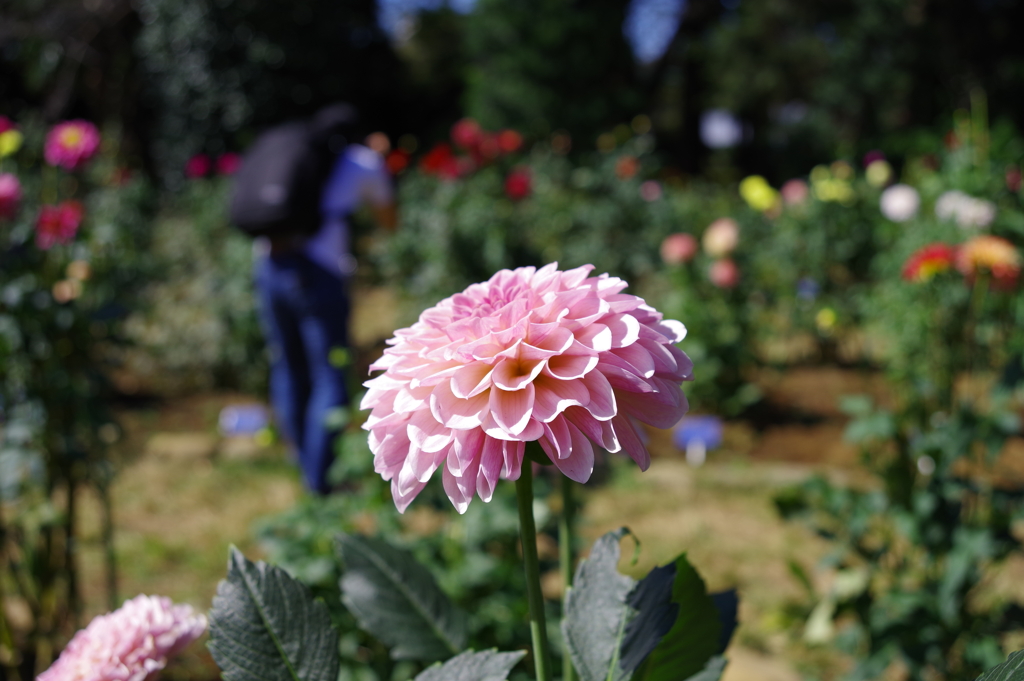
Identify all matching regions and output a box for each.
[38,594,206,681]
[0,173,22,219]
[361,263,692,513]
[44,120,101,171]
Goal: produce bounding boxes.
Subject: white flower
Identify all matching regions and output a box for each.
[879,184,920,222]
[935,190,997,229]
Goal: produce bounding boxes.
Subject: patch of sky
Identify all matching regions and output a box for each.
[377,0,688,65]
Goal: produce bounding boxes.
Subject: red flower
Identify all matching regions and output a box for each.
[505,169,531,200]
[386,149,411,175]
[1007,166,1022,193]
[421,143,454,175]
[451,118,482,150]
[36,201,84,250]
[185,154,211,179]
[902,243,957,283]
[216,153,241,176]
[660,233,697,265]
[497,129,523,154]
[0,116,13,134]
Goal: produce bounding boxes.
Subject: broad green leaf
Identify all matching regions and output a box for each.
[976,650,1024,680]
[337,533,468,661]
[710,590,739,654]
[414,649,527,681]
[634,554,721,681]
[208,547,339,681]
[562,528,636,681]
[683,656,728,681]
[619,563,679,673]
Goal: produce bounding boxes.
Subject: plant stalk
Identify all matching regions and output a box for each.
[515,460,552,681]
[559,476,576,681]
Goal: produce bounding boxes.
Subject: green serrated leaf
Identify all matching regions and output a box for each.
[208,547,339,681]
[976,650,1024,681]
[683,655,728,681]
[338,533,468,661]
[634,554,721,681]
[414,649,527,681]
[562,528,636,681]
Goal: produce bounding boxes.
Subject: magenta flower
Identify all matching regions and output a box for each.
[44,120,101,171]
[38,594,206,681]
[215,152,241,176]
[36,201,84,250]
[361,263,692,513]
[0,173,21,219]
[184,154,211,179]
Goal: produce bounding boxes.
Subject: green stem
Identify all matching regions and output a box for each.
[559,476,577,681]
[515,460,552,681]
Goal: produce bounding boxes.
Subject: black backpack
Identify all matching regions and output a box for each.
[229,104,356,238]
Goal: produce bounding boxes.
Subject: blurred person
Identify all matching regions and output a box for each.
[238,105,397,494]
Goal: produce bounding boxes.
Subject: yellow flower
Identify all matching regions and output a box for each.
[0,130,22,157]
[739,175,779,212]
[815,307,837,333]
[865,160,892,188]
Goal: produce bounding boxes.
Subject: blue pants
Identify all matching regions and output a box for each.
[256,253,349,494]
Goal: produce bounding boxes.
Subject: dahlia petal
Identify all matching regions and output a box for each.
[563,408,620,453]
[665,344,694,380]
[407,410,454,453]
[580,369,617,421]
[551,423,595,483]
[431,381,488,429]
[611,414,650,471]
[443,464,477,514]
[452,363,493,398]
[522,326,573,358]
[374,431,411,473]
[620,383,688,429]
[597,363,656,393]
[491,357,546,391]
[501,440,525,479]
[543,417,573,460]
[392,478,428,513]
[532,373,590,422]
[604,292,645,313]
[477,437,505,502]
[605,313,641,348]
[637,337,680,376]
[656,319,687,342]
[447,427,486,477]
[574,323,612,352]
[545,352,599,380]
[561,264,595,288]
[612,343,657,378]
[394,385,433,413]
[488,383,536,435]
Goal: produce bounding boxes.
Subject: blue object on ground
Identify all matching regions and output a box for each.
[672,415,724,451]
[219,405,270,436]
[797,277,820,301]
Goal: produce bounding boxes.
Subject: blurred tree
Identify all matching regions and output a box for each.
[646,0,1024,180]
[463,0,641,144]
[0,0,145,157]
[393,5,468,145]
[135,0,410,184]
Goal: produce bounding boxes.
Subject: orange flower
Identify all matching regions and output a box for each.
[956,235,1021,288]
[615,155,639,180]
